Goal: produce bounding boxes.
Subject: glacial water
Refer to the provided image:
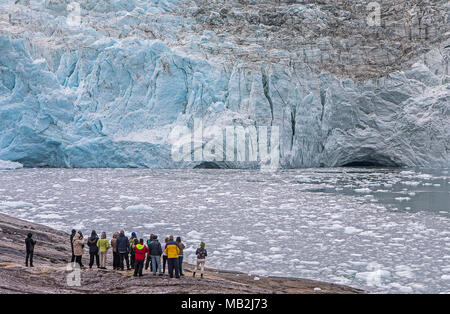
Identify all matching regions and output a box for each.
[0,168,449,293]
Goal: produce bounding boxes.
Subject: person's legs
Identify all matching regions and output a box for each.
[25,251,30,266]
[193,259,199,276]
[168,258,174,278]
[133,261,139,276]
[198,259,205,275]
[178,255,184,275]
[151,255,157,274]
[115,252,120,269]
[125,253,130,270]
[163,255,167,274]
[71,254,75,263]
[119,253,125,270]
[173,258,180,278]
[145,254,151,270]
[29,251,34,267]
[138,260,144,276]
[130,252,135,269]
[155,256,162,275]
[75,255,83,268]
[89,253,94,268]
[95,254,100,268]
[100,252,106,268]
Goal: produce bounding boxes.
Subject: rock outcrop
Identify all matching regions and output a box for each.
[0,212,362,293]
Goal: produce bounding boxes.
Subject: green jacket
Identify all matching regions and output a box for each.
[97,238,110,253]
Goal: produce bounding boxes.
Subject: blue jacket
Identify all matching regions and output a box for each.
[149,239,163,256]
[116,234,129,253]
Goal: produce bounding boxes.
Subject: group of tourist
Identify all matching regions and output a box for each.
[69,229,207,278]
[24,230,208,279]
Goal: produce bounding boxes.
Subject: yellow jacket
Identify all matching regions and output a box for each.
[164,241,180,258]
[97,238,110,253]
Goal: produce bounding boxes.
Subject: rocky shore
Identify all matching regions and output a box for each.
[0,213,363,294]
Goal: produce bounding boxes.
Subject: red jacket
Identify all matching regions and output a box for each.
[133,244,148,261]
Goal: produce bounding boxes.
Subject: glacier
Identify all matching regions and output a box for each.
[0,0,449,168]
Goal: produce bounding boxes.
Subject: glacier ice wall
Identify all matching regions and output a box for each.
[0,0,449,168]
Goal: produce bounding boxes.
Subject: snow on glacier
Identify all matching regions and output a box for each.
[0,0,448,168]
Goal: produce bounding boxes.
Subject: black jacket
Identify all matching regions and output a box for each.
[87,236,99,254]
[149,239,162,256]
[25,237,36,253]
[116,234,129,254]
[70,233,75,254]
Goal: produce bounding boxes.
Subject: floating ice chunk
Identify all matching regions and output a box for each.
[35,213,64,219]
[69,178,89,182]
[355,269,391,284]
[314,287,321,291]
[0,201,34,208]
[395,197,410,201]
[144,222,172,228]
[355,188,371,193]
[126,204,152,210]
[0,160,23,170]
[344,226,363,234]
[395,265,415,279]
[403,181,420,186]
[416,174,433,179]
[187,230,204,239]
[120,195,140,201]
[230,235,248,241]
[442,275,450,280]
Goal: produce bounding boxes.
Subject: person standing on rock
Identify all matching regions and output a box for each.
[164,235,180,279]
[145,233,154,271]
[193,242,207,278]
[162,237,169,275]
[116,230,131,271]
[149,235,163,276]
[133,239,148,277]
[72,232,85,269]
[129,232,137,269]
[176,236,186,276]
[111,232,119,270]
[87,230,100,269]
[70,229,76,263]
[25,232,36,267]
[97,232,110,269]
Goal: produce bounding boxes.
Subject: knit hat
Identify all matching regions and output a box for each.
[200,242,205,247]
[131,232,137,237]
